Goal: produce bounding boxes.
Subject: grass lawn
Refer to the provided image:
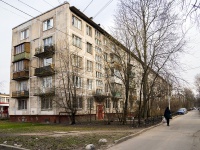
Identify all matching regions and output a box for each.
[0,120,141,150]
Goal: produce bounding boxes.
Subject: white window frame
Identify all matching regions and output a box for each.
[76,97,83,109]
[87,79,93,90]
[17,81,28,91]
[86,42,92,54]
[105,98,110,108]
[86,25,92,36]
[18,99,27,110]
[72,15,82,30]
[14,60,24,72]
[87,98,94,109]
[20,28,29,40]
[43,18,53,31]
[41,97,52,110]
[72,55,82,68]
[72,34,82,48]
[87,60,93,72]
[43,57,52,66]
[95,30,101,38]
[15,44,25,55]
[43,36,53,46]
[96,71,102,78]
[73,76,82,88]
[42,76,52,88]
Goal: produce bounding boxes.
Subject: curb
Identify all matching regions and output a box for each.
[0,144,29,150]
[106,122,162,149]
[114,122,162,144]
[107,115,179,149]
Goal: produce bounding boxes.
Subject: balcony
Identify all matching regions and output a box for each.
[34,65,55,77]
[12,90,29,98]
[112,91,122,98]
[13,70,29,81]
[33,87,55,96]
[34,45,55,58]
[13,52,30,62]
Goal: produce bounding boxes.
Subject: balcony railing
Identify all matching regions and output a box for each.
[13,52,30,62]
[12,90,29,98]
[34,65,55,77]
[34,45,55,58]
[33,87,55,96]
[13,70,29,81]
[111,91,122,98]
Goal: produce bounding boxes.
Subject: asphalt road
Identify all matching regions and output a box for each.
[107,110,200,150]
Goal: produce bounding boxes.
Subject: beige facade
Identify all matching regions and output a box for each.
[9,2,167,123]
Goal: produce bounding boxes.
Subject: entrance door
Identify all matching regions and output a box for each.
[97,105,104,120]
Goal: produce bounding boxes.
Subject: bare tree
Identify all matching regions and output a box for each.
[54,37,85,125]
[113,0,186,123]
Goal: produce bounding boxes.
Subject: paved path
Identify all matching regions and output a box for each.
[107,110,200,150]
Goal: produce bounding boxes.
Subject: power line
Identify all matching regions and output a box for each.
[0,5,28,19]
[0,0,33,18]
[43,0,54,7]
[18,0,42,13]
[93,0,114,19]
[83,0,93,12]
[0,0,104,51]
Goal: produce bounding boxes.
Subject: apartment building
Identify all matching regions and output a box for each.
[0,93,9,118]
[9,2,167,123]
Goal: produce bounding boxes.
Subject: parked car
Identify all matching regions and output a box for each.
[176,108,187,115]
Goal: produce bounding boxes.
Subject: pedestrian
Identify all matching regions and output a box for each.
[164,107,171,126]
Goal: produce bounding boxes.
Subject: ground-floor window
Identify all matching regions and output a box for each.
[105,98,110,108]
[76,97,83,109]
[41,97,52,110]
[87,98,94,109]
[18,99,27,110]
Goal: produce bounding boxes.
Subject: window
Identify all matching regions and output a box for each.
[14,61,24,72]
[96,71,102,78]
[72,55,82,68]
[43,57,52,66]
[87,79,93,90]
[86,25,92,36]
[17,81,28,91]
[87,60,93,72]
[72,15,82,30]
[95,38,101,46]
[113,101,118,108]
[15,44,25,55]
[104,39,107,45]
[96,89,103,94]
[21,28,29,40]
[96,80,103,87]
[72,34,82,48]
[87,98,94,109]
[105,83,109,92]
[105,99,110,108]
[76,97,83,109]
[43,36,53,46]
[18,99,27,110]
[86,42,92,54]
[41,97,52,110]
[104,53,108,62]
[43,18,53,31]
[95,55,101,62]
[95,46,102,53]
[96,63,102,70]
[42,76,52,88]
[73,76,82,88]
[95,30,101,38]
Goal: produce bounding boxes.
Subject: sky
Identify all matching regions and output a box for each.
[0,0,200,95]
